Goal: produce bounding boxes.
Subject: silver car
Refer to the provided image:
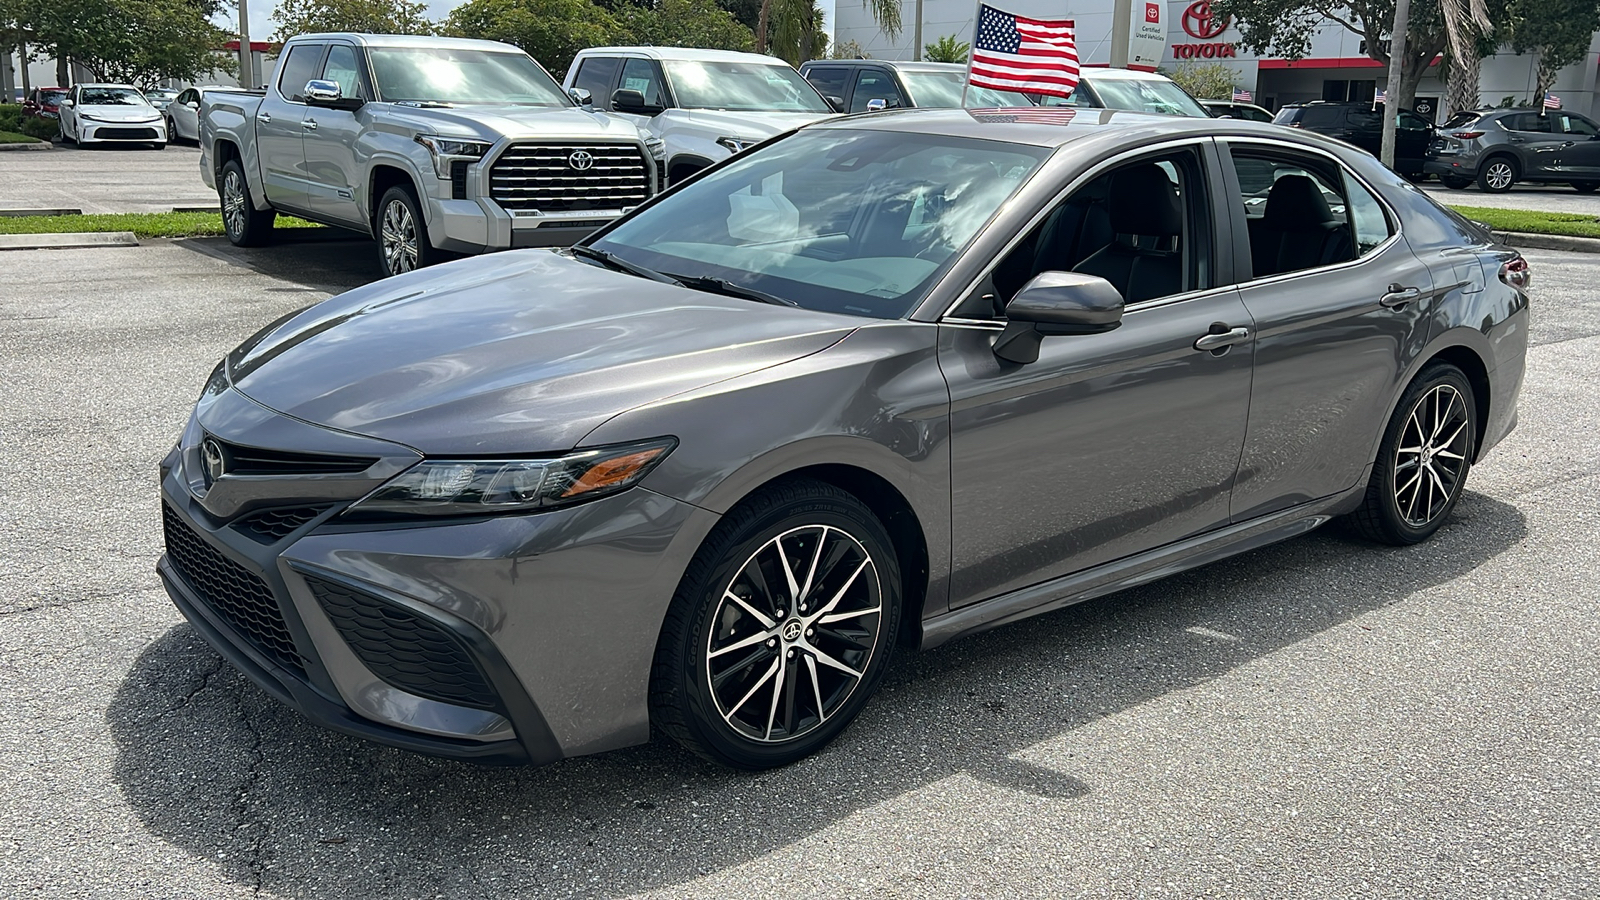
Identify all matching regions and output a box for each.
[159,109,1529,770]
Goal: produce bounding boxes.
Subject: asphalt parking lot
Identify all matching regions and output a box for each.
[1,233,1597,898]
[0,143,216,214]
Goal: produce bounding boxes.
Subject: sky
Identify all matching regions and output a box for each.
[225,0,836,47]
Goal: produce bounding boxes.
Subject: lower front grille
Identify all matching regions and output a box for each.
[96,127,157,140]
[306,576,499,711]
[162,503,306,676]
[490,142,650,212]
[233,505,330,544]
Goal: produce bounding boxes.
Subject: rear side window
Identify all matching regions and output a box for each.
[1505,113,1551,133]
[276,44,325,102]
[1298,107,1347,129]
[1440,112,1479,129]
[1343,173,1392,255]
[804,66,848,102]
[571,56,620,107]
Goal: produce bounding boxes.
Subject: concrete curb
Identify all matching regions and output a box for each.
[0,231,138,251]
[0,208,83,217]
[0,140,53,151]
[1492,230,1600,254]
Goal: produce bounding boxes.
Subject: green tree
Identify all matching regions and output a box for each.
[923,34,970,63]
[446,0,621,75]
[761,0,897,57]
[271,0,434,42]
[1169,60,1237,99]
[614,0,754,51]
[765,0,827,63]
[19,0,231,84]
[830,38,869,59]
[1210,0,1447,110]
[1506,0,1600,101]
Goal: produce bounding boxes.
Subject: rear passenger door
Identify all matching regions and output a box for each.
[1503,112,1563,176]
[258,41,324,212]
[1220,140,1434,521]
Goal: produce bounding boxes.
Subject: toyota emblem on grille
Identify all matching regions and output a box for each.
[568,150,595,171]
[200,438,227,488]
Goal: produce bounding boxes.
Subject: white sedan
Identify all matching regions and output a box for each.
[59,84,168,148]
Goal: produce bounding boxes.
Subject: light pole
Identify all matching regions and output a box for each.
[238,0,252,89]
[1380,0,1410,168]
[1110,0,1131,68]
[913,0,924,61]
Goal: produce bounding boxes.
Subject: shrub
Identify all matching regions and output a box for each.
[17,116,59,140]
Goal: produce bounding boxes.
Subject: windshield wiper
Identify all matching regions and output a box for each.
[568,245,682,285]
[395,100,456,108]
[666,273,799,307]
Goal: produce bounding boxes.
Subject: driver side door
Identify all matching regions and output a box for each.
[939,141,1255,608]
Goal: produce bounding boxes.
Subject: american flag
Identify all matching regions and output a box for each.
[1544,92,1562,109]
[968,4,1079,99]
[1232,89,1251,103]
[968,106,1079,125]
[1374,89,1386,104]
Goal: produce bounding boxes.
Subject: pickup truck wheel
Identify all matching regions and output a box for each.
[376,186,439,277]
[220,159,275,247]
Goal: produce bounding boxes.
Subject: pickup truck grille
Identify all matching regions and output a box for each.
[489,143,651,212]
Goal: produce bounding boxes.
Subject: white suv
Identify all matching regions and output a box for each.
[563,47,836,186]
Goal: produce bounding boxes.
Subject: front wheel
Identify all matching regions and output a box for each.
[151,142,165,150]
[375,185,441,277]
[1351,364,1477,545]
[1571,181,1599,193]
[219,158,276,247]
[651,479,901,770]
[1440,175,1472,190]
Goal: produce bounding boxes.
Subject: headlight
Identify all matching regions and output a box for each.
[716,135,759,154]
[346,437,676,518]
[414,134,492,178]
[645,137,666,161]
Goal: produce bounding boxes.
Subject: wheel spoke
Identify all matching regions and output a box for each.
[712,645,774,690]
[810,646,862,678]
[805,654,825,723]
[797,525,828,605]
[725,589,776,630]
[725,656,780,722]
[709,626,775,659]
[763,655,787,740]
[809,558,870,622]
[775,536,803,605]
[819,605,881,625]
[816,626,872,653]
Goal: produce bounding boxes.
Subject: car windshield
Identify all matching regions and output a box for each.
[39,90,66,103]
[368,48,569,106]
[1083,77,1208,117]
[80,88,149,106]
[899,70,1036,108]
[590,129,1047,319]
[663,60,831,112]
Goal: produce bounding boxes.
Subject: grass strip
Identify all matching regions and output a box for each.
[0,211,321,239]
[1446,205,1600,239]
[0,130,46,144]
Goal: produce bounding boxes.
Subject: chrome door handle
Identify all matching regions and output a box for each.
[302,118,318,130]
[1380,284,1422,308]
[256,111,272,124]
[1194,326,1250,351]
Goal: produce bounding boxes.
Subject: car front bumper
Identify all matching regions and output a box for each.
[157,387,719,764]
[78,119,166,143]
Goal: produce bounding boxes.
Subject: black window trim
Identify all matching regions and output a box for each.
[572,54,624,111]
[275,41,330,105]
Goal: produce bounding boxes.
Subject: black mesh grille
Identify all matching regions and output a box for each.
[490,143,650,212]
[233,505,329,544]
[306,576,499,711]
[162,503,305,676]
[450,160,469,200]
[97,127,158,140]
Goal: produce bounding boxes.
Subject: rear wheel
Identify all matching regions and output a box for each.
[375,185,442,277]
[219,158,276,247]
[651,478,901,770]
[1571,181,1599,193]
[1440,175,1472,190]
[1351,364,1477,545]
[1477,157,1518,193]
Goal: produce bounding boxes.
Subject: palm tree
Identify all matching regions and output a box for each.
[758,0,899,56]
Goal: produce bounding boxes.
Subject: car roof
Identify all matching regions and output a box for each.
[807,106,1350,151]
[1079,68,1174,82]
[802,59,967,73]
[76,83,141,90]
[292,33,523,52]
[580,47,792,65]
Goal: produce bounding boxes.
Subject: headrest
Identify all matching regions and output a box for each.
[1262,174,1338,230]
[1106,163,1183,237]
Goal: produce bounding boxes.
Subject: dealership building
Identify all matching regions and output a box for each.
[833,0,1600,121]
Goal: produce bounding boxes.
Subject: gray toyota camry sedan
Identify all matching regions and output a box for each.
[159,108,1529,770]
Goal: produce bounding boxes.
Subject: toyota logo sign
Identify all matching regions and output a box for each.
[567,150,595,171]
[200,437,227,488]
[1181,0,1230,39]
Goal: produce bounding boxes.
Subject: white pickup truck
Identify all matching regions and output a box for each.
[201,33,664,276]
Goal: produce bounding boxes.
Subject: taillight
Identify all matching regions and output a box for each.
[1451,131,1485,139]
[1500,256,1530,291]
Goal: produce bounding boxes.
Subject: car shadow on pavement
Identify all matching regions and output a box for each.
[107,491,1526,896]
[176,233,376,297]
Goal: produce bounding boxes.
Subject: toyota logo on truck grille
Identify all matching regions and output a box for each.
[567,150,594,171]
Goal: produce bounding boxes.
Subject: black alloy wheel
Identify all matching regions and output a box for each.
[219,158,275,247]
[1352,364,1477,545]
[652,478,901,770]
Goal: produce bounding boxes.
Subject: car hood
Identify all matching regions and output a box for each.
[677,109,834,138]
[228,251,860,455]
[380,104,644,143]
[78,104,161,121]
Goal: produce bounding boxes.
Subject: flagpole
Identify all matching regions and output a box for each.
[960,0,984,108]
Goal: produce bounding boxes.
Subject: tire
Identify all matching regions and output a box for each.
[151,142,165,150]
[1440,175,1472,190]
[650,478,902,770]
[219,158,276,247]
[1351,364,1477,545]
[375,185,441,277]
[1571,181,1599,193]
[1476,156,1518,193]
[164,115,177,142]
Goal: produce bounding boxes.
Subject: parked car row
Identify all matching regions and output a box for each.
[56,83,169,148]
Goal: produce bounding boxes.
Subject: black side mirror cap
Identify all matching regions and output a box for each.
[992,271,1125,364]
[612,88,663,115]
[825,95,846,112]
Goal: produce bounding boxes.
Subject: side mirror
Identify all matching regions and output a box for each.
[866,98,887,111]
[612,88,663,115]
[568,87,593,106]
[304,79,363,111]
[61,98,74,108]
[991,272,1124,364]
[824,94,845,113]
[187,100,200,109]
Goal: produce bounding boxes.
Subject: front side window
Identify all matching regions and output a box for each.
[1229,147,1370,278]
[78,87,149,106]
[321,45,364,99]
[850,71,904,112]
[899,70,1035,109]
[571,56,620,106]
[1559,113,1598,136]
[591,130,1047,318]
[1083,77,1209,117]
[803,66,849,102]
[368,48,568,106]
[276,44,325,102]
[664,60,831,113]
[618,58,669,108]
